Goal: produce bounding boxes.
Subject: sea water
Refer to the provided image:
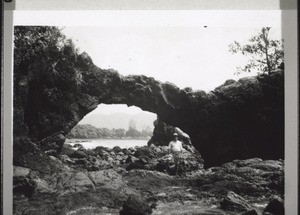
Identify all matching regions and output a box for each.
[65,138,148,149]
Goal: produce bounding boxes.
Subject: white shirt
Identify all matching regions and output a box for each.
[169,140,183,152]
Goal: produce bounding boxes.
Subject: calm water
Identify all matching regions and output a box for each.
[65,138,148,149]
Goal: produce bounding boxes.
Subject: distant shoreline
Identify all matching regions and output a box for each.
[65,138,149,149]
[66,137,150,141]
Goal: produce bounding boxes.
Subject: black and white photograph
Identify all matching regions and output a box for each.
[3,5,297,215]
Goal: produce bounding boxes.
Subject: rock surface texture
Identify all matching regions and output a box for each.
[14,26,284,168]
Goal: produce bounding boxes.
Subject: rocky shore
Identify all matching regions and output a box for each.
[13,141,284,215]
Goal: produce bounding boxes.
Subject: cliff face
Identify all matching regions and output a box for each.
[14,27,284,167]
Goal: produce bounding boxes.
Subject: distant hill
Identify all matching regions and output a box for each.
[67,123,153,139]
[78,112,157,130]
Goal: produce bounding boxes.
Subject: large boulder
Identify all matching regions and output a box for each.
[263,196,284,215]
[148,119,197,154]
[13,137,63,174]
[220,191,252,211]
[119,195,152,215]
[193,158,284,198]
[239,210,259,215]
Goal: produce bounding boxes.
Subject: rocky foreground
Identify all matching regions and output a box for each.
[13,142,284,215]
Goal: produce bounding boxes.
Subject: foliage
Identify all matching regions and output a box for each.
[13,26,95,138]
[126,128,141,138]
[229,27,284,75]
[14,26,65,69]
[14,26,88,94]
[128,119,137,130]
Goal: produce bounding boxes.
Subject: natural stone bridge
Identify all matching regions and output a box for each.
[14,51,284,167]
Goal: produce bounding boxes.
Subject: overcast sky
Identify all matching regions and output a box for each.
[14,10,282,115]
[62,26,282,92]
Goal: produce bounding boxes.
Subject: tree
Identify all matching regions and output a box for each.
[126,128,141,138]
[141,126,153,138]
[112,128,126,138]
[128,119,137,130]
[229,27,284,75]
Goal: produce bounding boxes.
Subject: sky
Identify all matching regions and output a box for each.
[14,10,282,115]
[62,26,282,92]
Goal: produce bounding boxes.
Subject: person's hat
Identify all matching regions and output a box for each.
[173,133,178,136]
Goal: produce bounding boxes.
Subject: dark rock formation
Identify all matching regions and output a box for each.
[14,26,284,168]
[147,118,176,147]
[120,195,152,215]
[239,209,259,215]
[220,191,252,211]
[13,166,140,215]
[192,158,284,197]
[147,118,201,156]
[13,175,37,198]
[263,196,284,215]
[13,146,284,215]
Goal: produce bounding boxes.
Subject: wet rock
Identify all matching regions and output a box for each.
[32,177,55,194]
[233,158,263,167]
[73,143,83,148]
[152,146,162,154]
[38,133,66,153]
[155,151,203,175]
[118,151,125,156]
[59,154,75,164]
[122,148,132,155]
[155,162,169,172]
[85,149,97,157]
[126,162,146,171]
[126,155,139,163]
[138,156,151,165]
[45,149,58,156]
[97,160,113,169]
[14,166,31,177]
[61,143,76,157]
[107,156,114,163]
[78,146,86,151]
[239,209,259,215]
[116,155,125,162]
[120,195,152,215]
[69,150,88,159]
[147,118,175,147]
[192,158,284,198]
[69,172,95,191]
[249,160,283,171]
[85,161,99,171]
[89,169,123,187]
[220,191,252,211]
[94,146,109,154]
[263,196,284,215]
[13,176,37,197]
[13,137,59,174]
[134,146,155,159]
[96,148,110,158]
[113,146,122,153]
[88,169,137,197]
[83,156,113,171]
[74,158,88,165]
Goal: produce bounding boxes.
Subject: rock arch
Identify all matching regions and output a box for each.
[14,52,284,167]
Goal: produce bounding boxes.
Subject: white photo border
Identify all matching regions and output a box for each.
[2,1,298,215]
